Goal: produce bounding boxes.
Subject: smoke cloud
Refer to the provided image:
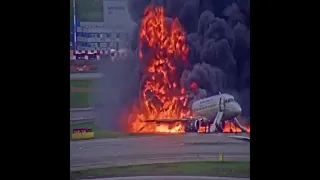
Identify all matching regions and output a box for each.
[127,0,250,116]
[95,0,250,130]
[93,52,140,130]
[180,63,227,96]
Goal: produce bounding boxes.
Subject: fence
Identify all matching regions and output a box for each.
[70,49,132,73]
[70,49,129,60]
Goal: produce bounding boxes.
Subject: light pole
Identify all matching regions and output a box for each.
[73,0,77,50]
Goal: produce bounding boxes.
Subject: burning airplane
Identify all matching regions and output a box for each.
[138,92,250,133]
[126,5,249,134]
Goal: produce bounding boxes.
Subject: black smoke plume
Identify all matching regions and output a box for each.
[95,0,250,131]
[128,0,250,115]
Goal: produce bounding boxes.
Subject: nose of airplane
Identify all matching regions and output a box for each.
[234,103,242,115]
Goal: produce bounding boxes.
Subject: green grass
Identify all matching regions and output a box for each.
[69,78,136,139]
[70,93,91,108]
[70,122,132,139]
[70,122,169,140]
[70,80,96,108]
[70,80,95,88]
[70,161,250,179]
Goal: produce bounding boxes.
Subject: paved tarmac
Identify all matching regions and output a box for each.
[82,176,249,180]
[70,109,94,120]
[70,133,250,171]
[70,73,104,80]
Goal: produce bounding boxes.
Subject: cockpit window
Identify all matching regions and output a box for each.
[225,98,234,103]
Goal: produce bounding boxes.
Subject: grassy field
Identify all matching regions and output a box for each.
[70,80,96,108]
[70,122,133,139]
[70,79,135,139]
[70,161,250,179]
[70,122,169,140]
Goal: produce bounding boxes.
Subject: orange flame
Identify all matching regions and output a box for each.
[223,120,250,133]
[190,82,198,89]
[127,5,190,134]
[197,126,209,133]
[197,121,250,133]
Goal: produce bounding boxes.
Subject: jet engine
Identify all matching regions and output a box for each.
[184,119,200,132]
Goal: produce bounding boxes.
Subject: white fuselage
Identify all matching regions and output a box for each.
[191,93,242,121]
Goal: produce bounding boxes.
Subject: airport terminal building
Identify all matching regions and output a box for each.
[75,22,131,51]
[71,0,135,60]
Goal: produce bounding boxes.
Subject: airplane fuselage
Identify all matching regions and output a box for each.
[191,93,242,122]
[143,93,245,133]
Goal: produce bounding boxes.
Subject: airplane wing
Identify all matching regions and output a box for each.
[228,135,250,142]
[143,118,192,123]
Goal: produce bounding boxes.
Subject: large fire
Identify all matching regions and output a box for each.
[126,5,250,134]
[223,121,250,133]
[198,121,251,133]
[128,5,190,133]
